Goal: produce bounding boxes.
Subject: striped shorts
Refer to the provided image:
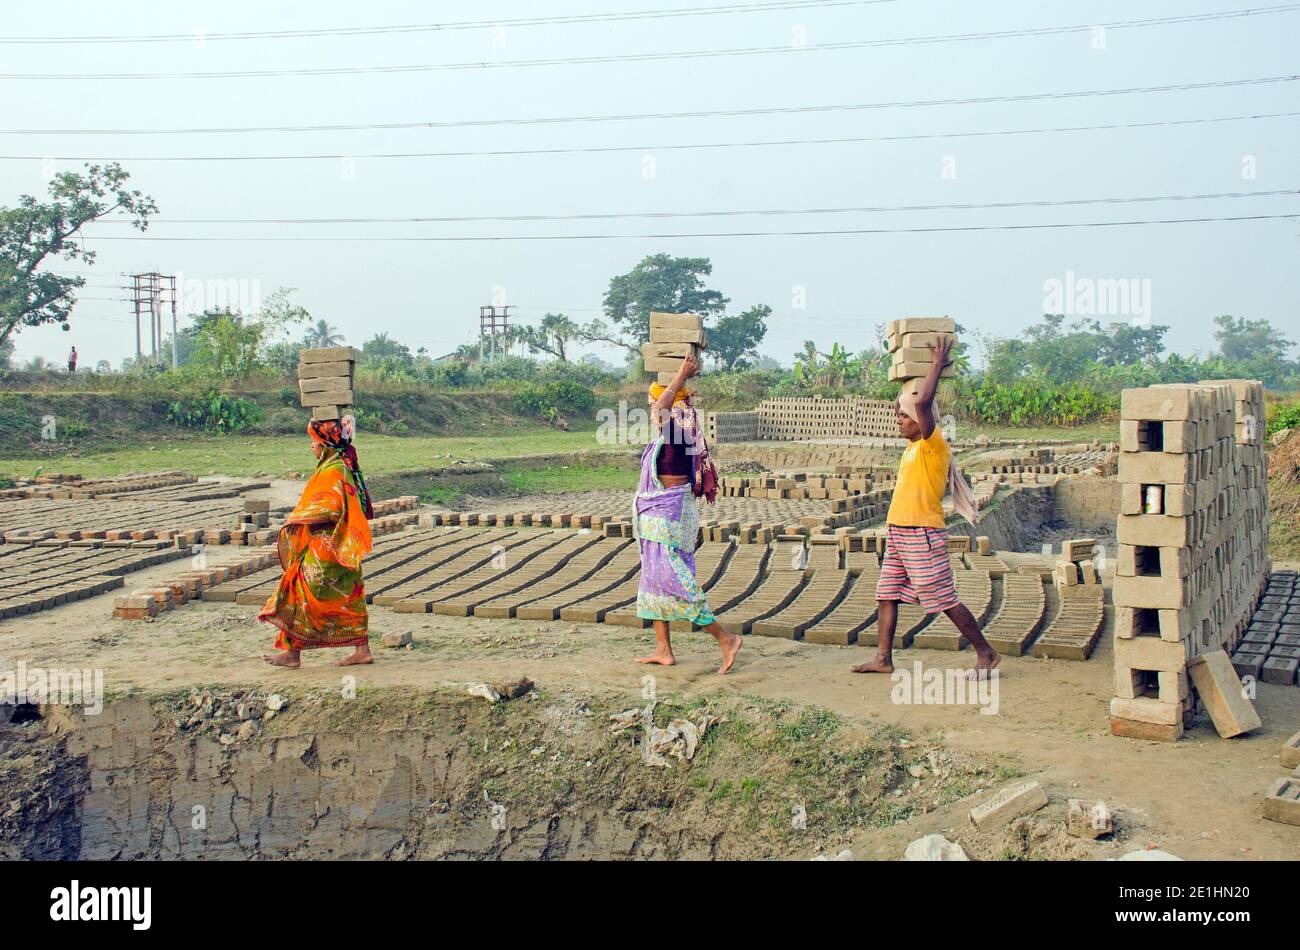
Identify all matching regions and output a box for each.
[874,524,961,614]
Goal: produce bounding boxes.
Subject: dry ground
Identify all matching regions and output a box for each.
[2,550,1297,861]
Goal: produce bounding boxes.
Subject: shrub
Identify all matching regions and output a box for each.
[512,381,598,422]
[1268,400,1300,435]
[166,391,264,433]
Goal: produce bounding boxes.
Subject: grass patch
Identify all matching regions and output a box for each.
[501,463,636,495]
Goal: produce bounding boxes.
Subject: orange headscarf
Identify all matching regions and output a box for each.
[648,383,691,405]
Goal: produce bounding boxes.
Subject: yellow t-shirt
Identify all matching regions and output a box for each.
[886,427,950,529]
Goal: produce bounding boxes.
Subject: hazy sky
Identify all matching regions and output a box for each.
[2,0,1297,370]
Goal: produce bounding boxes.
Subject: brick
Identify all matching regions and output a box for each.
[1114,635,1189,672]
[296,359,354,379]
[1118,451,1197,485]
[1281,732,1300,769]
[312,405,340,421]
[1109,715,1184,742]
[888,316,956,336]
[300,345,360,364]
[1110,696,1181,725]
[1262,777,1300,826]
[1261,655,1299,685]
[649,324,706,345]
[968,780,1048,831]
[1121,386,1199,421]
[648,311,704,331]
[300,388,353,407]
[1187,651,1261,738]
[1066,799,1113,839]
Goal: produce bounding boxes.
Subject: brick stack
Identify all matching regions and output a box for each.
[1054,538,1099,592]
[1110,381,1269,742]
[643,312,707,385]
[298,346,359,421]
[754,395,897,440]
[706,410,759,443]
[886,317,956,398]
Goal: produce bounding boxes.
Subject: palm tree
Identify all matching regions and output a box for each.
[304,320,343,348]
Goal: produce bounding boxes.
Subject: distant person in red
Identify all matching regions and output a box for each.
[67,346,77,373]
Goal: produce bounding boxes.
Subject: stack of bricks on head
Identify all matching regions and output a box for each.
[299,346,359,421]
[1110,380,1268,742]
[643,312,707,385]
[886,316,956,401]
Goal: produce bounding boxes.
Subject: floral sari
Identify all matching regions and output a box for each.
[633,429,716,626]
[257,448,373,650]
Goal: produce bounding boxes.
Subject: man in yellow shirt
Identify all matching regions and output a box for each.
[852,337,999,677]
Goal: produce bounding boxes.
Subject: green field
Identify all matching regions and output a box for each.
[0,430,624,480]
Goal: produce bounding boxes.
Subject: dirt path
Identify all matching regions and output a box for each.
[3,573,1297,861]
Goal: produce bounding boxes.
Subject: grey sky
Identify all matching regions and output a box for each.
[3,0,1297,370]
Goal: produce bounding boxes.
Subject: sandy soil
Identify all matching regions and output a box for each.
[3,556,1298,861]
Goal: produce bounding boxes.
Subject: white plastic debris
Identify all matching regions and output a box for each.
[903,834,969,861]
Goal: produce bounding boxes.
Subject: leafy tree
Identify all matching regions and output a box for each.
[708,304,769,370]
[304,319,343,348]
[361,331,414,367]
[0,163,156,349]
[189,311,263,377]
[593,253,730,355]
[1214,314,1294,364]
[522,313,580,362]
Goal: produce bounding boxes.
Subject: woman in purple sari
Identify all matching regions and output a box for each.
[635,355,744,674]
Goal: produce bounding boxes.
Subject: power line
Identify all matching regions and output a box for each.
[10,110,1296,162]
[74,213,1300,242]
[5,5,1295,80]
[5,75,1294,135]
[0,0,896,45]
[83,189,1300,226]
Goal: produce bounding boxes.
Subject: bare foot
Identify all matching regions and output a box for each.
[637,649,676,667]
[263,652,300,669]
[337,647,373,667]
[966,650,1001,680]
[717,633,743,674]
[851,654,894,674]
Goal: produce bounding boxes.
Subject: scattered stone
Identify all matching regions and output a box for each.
[381,631,413,648]
[491,677,534,700]
[969,780,1048,832]
[467,683,501,704]
[902,834,968,861]
[1067,799,1113,839]
[266,694,285,712]
[236,720,260,742]
[811,849,855,861]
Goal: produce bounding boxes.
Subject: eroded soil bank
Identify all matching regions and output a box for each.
[3,687,1042,861]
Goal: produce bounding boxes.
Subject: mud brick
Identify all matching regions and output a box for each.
[1067,799,1113,839]
[1114,667,1150,700]
[243,498,271,514]
[889,360,954,381]
[1272,645,1300,660]
[1109,715,1184,742]
[381,631,413,648]
[1186,651,1261,737]
[312,405,340,421]
[1118,451,1197,485]
[298,375,354,395]
[887,316,956,337]
[1241,628,1276,647]
[296,359,354,379]
[300,388,353,407]
[1277,634,1300,649]
[1117,514,1190,548]
[1262,777,1300,826]
[1231,649,1267,680]
[895,330,955,350]
[968,780,1048,831]
[300,345,360,364]
[1114,635,1189,672]
[1113,574,1191,611]
[1110,696,1181,725]
[1262,655,1299,685]
[1281,732,1300,769]
[1121,386,1200,421]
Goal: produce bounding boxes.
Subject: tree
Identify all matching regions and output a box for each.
[522,313,580,362]
[304,319,343,348]
[595,253,730,352]
[361,331,414,366]
[0,335,13,370]
[708,304,769,370]
[1214,315,1294,364]
[0,163,156,349]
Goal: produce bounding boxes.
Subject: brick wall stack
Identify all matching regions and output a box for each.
[886,316,956,399]
[299,347,358,421]
[706,411,760,443]
[643,312,707,385]
[753,395,896,440]
[1110,380,1269,742]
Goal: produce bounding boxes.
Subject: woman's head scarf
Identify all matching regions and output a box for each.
[308,415,374,519]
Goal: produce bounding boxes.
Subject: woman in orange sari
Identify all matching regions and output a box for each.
[259,416,374,668]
